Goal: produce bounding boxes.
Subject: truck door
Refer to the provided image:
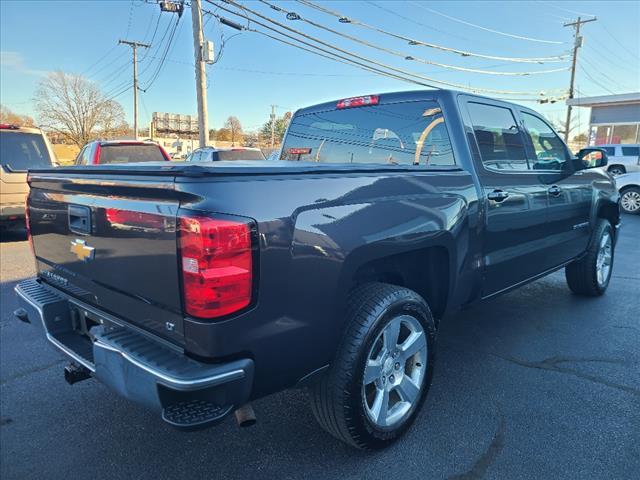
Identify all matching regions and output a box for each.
[462,100,551,297]
[519,111,592,267]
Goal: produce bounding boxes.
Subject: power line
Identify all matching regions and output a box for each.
[202,5,439,88]
[304,0,569,63]
[409,2,568,44]
[141,15,182,91]
[210,0,565,96]
[260,0,569,76]
[578,63,617,95]
[579,55,636,91]
[600,23,640,61]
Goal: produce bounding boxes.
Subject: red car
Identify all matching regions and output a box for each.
[74,140,171,165]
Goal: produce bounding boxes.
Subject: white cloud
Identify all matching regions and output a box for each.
[0,51,48,77]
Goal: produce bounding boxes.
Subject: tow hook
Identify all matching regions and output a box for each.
[64,362,92,385]
[234,403,257,427]
[14,308,30,323]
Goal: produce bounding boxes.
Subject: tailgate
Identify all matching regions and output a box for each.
[28,172,185,345]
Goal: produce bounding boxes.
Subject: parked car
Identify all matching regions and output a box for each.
[596,144,640,176]
[0,123,56,228]
[185,146,266,162]
[16,90,619,449]
[615,171,640,214]
[74,140,171,165]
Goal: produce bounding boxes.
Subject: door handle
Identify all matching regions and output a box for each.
[548,185,562,197]
[487,190,509,202]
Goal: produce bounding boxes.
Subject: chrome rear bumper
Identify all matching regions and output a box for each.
[15,278,254,429]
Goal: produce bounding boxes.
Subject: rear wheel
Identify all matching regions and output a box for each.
[309,283,436,449]
[565,220,614,296]
[620,187,640,215]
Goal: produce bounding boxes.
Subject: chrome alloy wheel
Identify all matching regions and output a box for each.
[362,315,427,429]
[596,230,613,287]
[621,190,640,214]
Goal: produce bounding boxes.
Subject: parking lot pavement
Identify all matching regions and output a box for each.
[1,217,639,480]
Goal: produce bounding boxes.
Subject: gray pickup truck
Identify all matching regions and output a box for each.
[16,90,619,449]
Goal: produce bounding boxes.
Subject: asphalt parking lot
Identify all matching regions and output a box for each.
[1,216,638,480]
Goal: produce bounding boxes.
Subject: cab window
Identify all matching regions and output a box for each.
[281,100,455,167]
[75,144,93,165]
[521,112,569,171]
[467,102,529,171]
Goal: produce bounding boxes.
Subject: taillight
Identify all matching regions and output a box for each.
[93,143,101,165]
[178,213,254,319]
[336,95,379,109]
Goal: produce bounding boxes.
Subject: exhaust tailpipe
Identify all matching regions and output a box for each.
[234,403,256,427]
[64,362,91,385]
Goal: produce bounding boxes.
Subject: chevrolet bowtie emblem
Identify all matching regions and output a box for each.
[70,239,95,262]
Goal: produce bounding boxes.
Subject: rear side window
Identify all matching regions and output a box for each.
[0,132,51,171]
[99,145,166,164]
[602,147,616,156]
[76,144,93,165]
[281,100,455,167]
[621,147,640,156]
[467,102,528,171]
[216,150,265,161]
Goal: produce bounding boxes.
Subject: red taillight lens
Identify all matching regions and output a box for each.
[178,214,254,319]
[336,95,379,109]
[93,143,101,165]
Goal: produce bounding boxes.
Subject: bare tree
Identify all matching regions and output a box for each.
[0,105,35,126]
[224,116,243,146]
[34,71,128,147]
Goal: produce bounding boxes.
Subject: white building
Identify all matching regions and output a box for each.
[567,92,640,145]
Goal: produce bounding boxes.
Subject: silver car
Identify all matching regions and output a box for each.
[599,144,640,176]
[615,172,640,214]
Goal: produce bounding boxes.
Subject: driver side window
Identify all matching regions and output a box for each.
[521,112,569,171]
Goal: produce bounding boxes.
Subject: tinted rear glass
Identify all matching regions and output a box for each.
[0,131,52,171]
[621,147,640,156]
[99,145,166,164]
[281,100,455,166]
[215,150,265,161]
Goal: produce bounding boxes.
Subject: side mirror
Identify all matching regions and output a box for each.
[576,147,608,168]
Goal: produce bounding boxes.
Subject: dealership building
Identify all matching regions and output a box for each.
[567,92,640,145]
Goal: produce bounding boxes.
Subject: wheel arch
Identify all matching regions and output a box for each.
[334,236,456,324]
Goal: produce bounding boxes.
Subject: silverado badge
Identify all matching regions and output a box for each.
[70,239,95,262]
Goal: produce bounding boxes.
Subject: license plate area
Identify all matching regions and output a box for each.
[69,306,120,341]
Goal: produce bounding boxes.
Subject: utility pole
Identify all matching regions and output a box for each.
[191,0,209,148]
[118,40,150,140]
[563,16,597,142]
[270,105,276,148]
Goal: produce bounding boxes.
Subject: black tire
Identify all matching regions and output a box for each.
[620,186,640,215]
[565,220,615,296]
[309,282,436,449]
[607,165,626,176]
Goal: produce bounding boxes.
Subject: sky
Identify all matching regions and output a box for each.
[1,0,639,135]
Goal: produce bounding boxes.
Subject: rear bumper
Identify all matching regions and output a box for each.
[0,203,25,221]
[15,278,254,430]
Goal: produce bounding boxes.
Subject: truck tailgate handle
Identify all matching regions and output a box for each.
[68,205,92,235]
[487,190,509,202]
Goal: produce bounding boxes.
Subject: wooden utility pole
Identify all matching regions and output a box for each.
[563,16,597,142]
[191,0,209,148]
[118,40,150,140]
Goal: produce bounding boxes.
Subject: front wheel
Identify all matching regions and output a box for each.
[565,220,615,296]
[620,187,640,215]
[309,283,436,449]
[608,165,626,177]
